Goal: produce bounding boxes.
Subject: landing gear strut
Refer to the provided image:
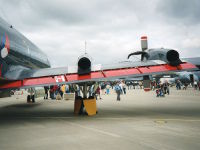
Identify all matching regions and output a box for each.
[74,83,98,116]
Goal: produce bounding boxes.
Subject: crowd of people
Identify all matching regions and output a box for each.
[44,84,76,100]
[154,81,170,97]
[42,78,200,101]
[175,80,200,91]
[97,81,127,101]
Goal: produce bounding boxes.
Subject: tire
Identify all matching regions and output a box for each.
[31,95,35,103]
[27,95,31,103]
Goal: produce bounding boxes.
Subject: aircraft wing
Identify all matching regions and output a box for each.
[181,57,200,68]
[0,60,198,90]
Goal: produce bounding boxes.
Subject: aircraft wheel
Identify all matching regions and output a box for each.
[27,95,31,103]
[31,95,35,103]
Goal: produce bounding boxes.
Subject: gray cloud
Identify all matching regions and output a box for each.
[0,0,200,67]
[157,0,200,25]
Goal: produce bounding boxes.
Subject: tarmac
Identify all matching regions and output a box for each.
[0,88,200,150]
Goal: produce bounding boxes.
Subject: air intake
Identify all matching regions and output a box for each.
[166,50,181,66]
[78,57,91,75]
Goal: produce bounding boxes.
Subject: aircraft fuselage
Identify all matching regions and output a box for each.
[0,17,50,80]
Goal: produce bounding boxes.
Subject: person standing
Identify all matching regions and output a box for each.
[65,85,70,93]
[119,82,123,94]
[100,83,106,95]
[58,86,63,98]
[198,81,200,91]
[176,80,181,90]
[53,85,59,96]
[122,82,127,94]
[183,83,188,90]
[194,81,198,90]
[156,83,160,97]
[89,85,94,97]
[106,84,110,95]
[151,81,156,90]
[49,85,54,99]
[61,85,66,95]
[44,86,49,99]
[163,81,169,95]
[95,86,102,100]
[115,83,121,101]
[139,81,143,89]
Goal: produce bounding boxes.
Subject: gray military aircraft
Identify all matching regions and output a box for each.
[168,71,200,85]
[0,17,199,115]
[128,36,200,68]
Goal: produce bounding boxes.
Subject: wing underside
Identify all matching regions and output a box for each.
[0,60,198,89]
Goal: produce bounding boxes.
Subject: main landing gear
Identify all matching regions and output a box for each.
[27,88,35,103]
[74,83,98,116]
[27,95,35,103]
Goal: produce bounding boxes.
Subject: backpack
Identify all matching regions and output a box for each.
[115,85,120,91]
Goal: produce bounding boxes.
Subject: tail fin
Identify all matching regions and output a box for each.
[127,36,149,61]
[141,36,148,51]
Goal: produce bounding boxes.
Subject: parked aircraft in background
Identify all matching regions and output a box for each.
[128,37,200,68]
[0,17,199,115]
[165,71,200,85]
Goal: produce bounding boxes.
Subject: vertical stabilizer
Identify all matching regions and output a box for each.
[141,36,148,51]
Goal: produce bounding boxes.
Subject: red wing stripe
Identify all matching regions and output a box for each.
[176,63,197,70]
[23,77,56,86]
[138,65,177,73]
[0,62,197,89]
[0,81,22,89]
[104,68,140,77]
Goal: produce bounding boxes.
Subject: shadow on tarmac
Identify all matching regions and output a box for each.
[2,103,41,109]
[0,103,200,122]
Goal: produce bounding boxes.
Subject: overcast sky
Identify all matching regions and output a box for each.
[0,0,200,67]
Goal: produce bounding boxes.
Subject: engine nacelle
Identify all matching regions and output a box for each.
[140,36,181,66]
[146,48,181,66]
[77,56,91,75]
[166,50,181,66]
[128,48,181,66]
